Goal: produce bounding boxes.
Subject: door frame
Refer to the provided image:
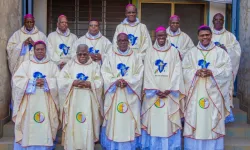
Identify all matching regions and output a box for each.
[137,0,208,25]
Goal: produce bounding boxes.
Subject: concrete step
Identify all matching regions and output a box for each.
[233,97,240,109]
[0,137,103,150]
[225,137,250,150]
[0,137,13,150]
[232,108,247,124]
[226,122,250,138]
[0,136,249,150]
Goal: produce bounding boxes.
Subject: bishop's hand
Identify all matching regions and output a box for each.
[90,53,102,62]
[36,78,44,87]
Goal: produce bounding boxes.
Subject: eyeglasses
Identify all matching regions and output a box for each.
[60,21,68,24]
[118,39,129,43]
[170,22,180,25]
[213,19,224,22]
[126,11,136,14]
[89,24,99,27]
[77,53,88,56]
[25,21,34,24]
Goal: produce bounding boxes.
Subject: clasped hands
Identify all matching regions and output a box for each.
[156,90,170,99]
[59,62,66,70]
[116,79,128,89]
[73,80,91,89]
[196,69,212,78]
[24,37,35,46]
[36,78,45,87]
[90,53,102,61]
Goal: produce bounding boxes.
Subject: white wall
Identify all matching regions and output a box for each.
[34,0,47,35]
[209,2,226,27]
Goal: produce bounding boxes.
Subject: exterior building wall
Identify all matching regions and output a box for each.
[34,0,47,34]
[209,2,226,26]
[238,0,250,123]
[0,0,21,120]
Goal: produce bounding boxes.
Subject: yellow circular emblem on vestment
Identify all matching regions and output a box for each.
[34,111,45,123]
[199,98,210,109]
[117,102,128,113]
[154,99,165,108]
[76,112,86,123]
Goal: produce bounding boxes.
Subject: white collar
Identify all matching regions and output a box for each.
[86,31,102,39]
[24,27,35,34]
[33,56,46,62]
[121,18,140,27]
[118,49,129,55]
[153,39,171,51]
[199,42,211,51]
[167,27,181,36]
[56,28,70,36]
[212,27,226,35]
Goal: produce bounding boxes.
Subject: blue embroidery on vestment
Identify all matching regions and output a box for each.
[155,59,167,73]
[117,63,129,77]
[76,73,89,81]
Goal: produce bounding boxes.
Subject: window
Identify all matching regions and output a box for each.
[140,2,207,44]
[48,0,130,40]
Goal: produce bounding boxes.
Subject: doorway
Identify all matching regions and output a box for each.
[139,1,208,44]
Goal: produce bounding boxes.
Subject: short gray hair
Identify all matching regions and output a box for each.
[76,44,88,53]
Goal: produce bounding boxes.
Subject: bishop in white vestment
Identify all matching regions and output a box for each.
[72,20,112,64]
[101,33,144,150]
[166,15,194,59]
[12,41,59,150]
[211,13,241,123]
[112,4,151,60]
[183,26,232,150]
[58,44,103,150]
[7,14,47,76]
[140,26,185,150]
[47,15,78,70]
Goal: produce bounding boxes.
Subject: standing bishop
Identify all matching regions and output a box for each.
[211,13,241,123]
[183,26,232,150]
[72,20,112,64]
[166,15,194,59]
[101,33,144,150]
[140,26,185,150]
[58,44,103,150]
[7,14,47,75]
[112,4,151,60]
[47,15,78,70]
[12,41,59,150]
[211,13,241,81]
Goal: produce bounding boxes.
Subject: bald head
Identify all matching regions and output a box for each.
[117,33,128,40]
[58,15,67,23]
[169,15,180,22]
[126,4,137,12]
[169,15,180,32]
[125,4,137,23]
[213,13,224,31]
[213,13,224,20]
[57,15,68,33]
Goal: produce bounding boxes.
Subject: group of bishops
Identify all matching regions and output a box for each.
[7,3,241,150]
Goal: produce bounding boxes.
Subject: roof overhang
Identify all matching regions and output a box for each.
[204,0,232,4]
